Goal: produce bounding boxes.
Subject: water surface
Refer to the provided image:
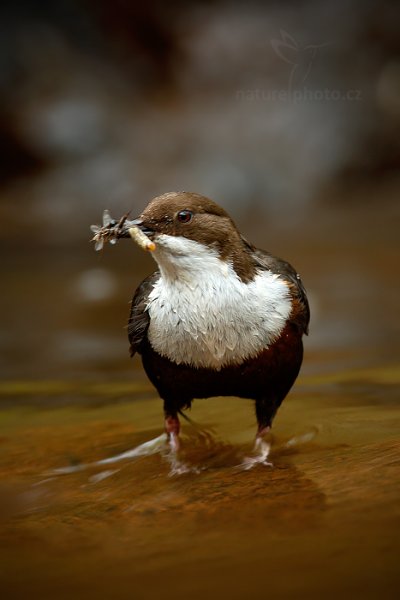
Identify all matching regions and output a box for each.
[0,364,398,599]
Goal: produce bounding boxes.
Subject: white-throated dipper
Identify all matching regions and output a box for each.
[92,191,309,467]
[113,191,310,466]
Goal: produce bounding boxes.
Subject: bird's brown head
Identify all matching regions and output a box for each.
[134,192,256,281]
[137,191,234,246]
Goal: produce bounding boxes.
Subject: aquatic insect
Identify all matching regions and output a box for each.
[90,210,155,252]
[128,226,156,252]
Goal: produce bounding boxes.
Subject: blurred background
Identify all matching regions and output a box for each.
[0,0,399,381]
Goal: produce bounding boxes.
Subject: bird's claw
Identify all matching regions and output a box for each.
[237,438,273,471]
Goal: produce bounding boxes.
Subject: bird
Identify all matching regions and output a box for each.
[124,191,310,466]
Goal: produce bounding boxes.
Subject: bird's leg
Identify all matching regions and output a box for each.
[253,425,272,464]
[240,426,273,470]
[240,398,277,470]
[164,413,181,453]
[253,396,278,464]
[163,411,193,475]
[163,402,200,475]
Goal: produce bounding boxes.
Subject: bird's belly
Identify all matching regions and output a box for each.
[147,314,267,370]
[146,272,292,370]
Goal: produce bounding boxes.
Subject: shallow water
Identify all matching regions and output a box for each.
[0,364,399,600]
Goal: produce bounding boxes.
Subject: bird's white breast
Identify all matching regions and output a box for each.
[146,235,292,370]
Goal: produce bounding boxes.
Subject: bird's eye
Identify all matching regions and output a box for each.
[177,210,193,223]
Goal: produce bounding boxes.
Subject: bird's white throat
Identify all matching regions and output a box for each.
[146,234,292,369]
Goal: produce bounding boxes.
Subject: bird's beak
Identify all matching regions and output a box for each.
[129,218,155,237]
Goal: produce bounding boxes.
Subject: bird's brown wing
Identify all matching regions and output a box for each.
[244,239,310,335]
[127,271,160,357]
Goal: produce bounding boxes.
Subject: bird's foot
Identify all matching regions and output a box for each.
[238,434,273,471]
[162,431,201,476]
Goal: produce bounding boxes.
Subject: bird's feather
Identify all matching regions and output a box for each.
[128,272,159,356]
